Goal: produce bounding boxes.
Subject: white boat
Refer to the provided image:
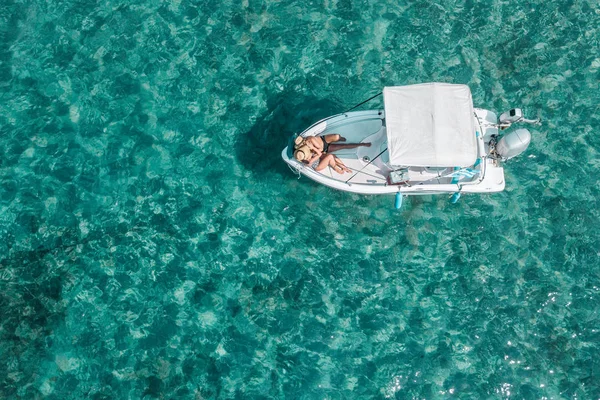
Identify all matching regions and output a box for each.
[281,83,539,207]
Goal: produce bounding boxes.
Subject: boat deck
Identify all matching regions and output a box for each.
[283,108,504,195]
[315,114,465,187]
[318,117,391,185]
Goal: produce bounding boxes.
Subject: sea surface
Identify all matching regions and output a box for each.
[1,0,599,398]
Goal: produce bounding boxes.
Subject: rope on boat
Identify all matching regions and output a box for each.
[294,92,383,141]
[345,147,388,184]
[339,92,384,183]
[343,92,383,114]
[287,163,302,179]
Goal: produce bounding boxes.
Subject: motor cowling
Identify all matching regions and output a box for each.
[496,129,531,160]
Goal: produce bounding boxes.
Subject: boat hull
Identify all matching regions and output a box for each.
[282,109,506,196]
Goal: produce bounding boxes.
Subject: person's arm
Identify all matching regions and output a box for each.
[308,137,325,155]
[306,140,322,157]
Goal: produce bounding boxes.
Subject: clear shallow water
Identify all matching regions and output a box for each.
[1,0,599,398]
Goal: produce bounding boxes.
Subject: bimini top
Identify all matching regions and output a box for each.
[384,83,477,167]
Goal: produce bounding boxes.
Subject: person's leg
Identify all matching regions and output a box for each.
[323,134,348,143]
[323,134,341,143]
[327,142,371,153]
[333,156,352,173]
[315,154,336,172]
[315,154,349,173]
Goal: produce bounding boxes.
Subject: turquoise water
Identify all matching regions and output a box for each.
[1,0,599,398]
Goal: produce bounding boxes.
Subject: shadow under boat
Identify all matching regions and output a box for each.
[234,91,342,178]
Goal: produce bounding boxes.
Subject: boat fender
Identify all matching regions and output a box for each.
[450,192,461,203]
[451,167,460,185]
[394,192,403,209]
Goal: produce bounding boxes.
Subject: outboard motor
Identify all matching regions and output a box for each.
[496,128,531,160]
[488,108,539,160]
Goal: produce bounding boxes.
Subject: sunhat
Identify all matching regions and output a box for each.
[294,136,306,148]
[293,145,312,161]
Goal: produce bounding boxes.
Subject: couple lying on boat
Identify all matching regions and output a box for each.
[292,134,371,174]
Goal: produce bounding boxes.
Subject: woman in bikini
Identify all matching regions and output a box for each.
[302,134,371,158]
[293,144,352,174]
[293,134,370,174]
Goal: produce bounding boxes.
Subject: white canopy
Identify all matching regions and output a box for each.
[384,83,477,167]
